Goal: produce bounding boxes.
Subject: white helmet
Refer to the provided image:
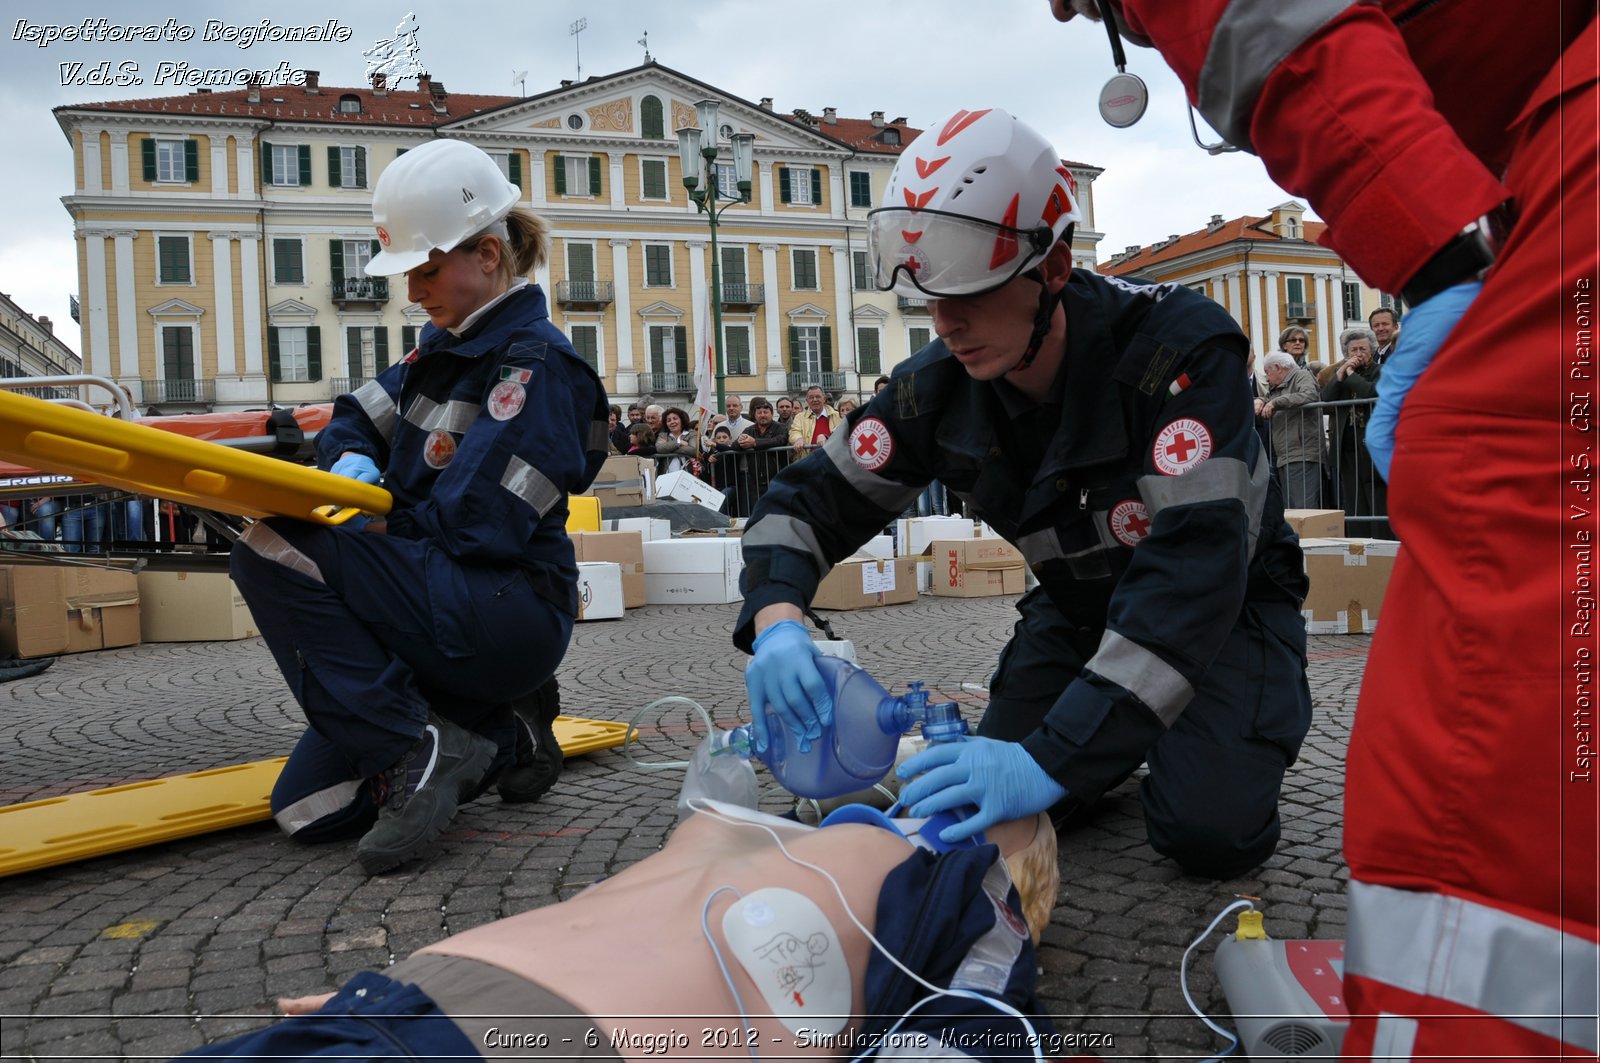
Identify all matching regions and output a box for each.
[868,108,1082,298]
[365,139,520,276]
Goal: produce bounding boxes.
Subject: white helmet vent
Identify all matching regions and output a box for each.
[461,187,476,203]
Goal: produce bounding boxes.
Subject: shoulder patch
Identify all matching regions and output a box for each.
[1153,418,1213,475]
[848,417,894,471]
[1113,335,1182,397]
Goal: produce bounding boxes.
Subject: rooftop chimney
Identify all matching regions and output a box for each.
[428,78,447,113]
[759,97,773,111]
[870,110,885,128]
[370,72,387,95]
[36,315,51,334]
[247,78,262,103]
[891,116,908,125]
[417,73,431,95]
[822,106,837,124]
[303,70,320,93]
[561,79,574,88]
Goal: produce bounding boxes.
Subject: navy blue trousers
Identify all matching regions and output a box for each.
[231,519,571,841]
[981,587,1311,878]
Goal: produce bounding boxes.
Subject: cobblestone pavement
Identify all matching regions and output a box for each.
[0,593,1369,1061]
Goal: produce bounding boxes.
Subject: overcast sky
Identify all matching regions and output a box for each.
[0,0,1301,357]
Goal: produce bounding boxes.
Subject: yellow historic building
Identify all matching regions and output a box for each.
[56,63,1105,413]
[1100,201,1392,367]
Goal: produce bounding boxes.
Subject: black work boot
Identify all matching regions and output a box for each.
[498,677,564,803]
[356,713,496,875]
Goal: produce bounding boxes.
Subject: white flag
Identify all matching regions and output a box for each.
[692,298,715,421]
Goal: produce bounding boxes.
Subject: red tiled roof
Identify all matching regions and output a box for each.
[782,114,922,155]
[1102,214,1327,275]
[56,81,519,126]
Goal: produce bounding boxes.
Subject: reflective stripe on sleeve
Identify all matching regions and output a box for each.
[818,428,923,513]
[238,521,325,584]
[351,380,399,443]
[1347,880,1600,1053]
[1198,0,1361,151]
[272,779,363,836]
[404,395,479,435]
[742,513,831,579]
[501,455,562,515]
[1139,450,1268,550]
[1017,525,1111,569]
[1083,630,1194,726]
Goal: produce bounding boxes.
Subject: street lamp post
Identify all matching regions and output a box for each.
[676,100,754,414]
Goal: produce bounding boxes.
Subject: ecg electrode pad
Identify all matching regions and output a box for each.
[720,887,851,1035]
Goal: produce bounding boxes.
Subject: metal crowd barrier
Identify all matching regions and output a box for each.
[1262,395,1392,538]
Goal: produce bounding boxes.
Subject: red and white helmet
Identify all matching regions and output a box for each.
[365,139,521,276]
[869,108,1082,298]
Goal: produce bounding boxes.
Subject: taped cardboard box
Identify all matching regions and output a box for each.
[1300,537,1400,634]
[586,455,655,508]
[0,565,140,658]
[895,517,976,592]
[928,538,1027,598]
[1284,509,1346,540]
[642,538,743,604]
[654,470,726,513]
[571,531,645,609]
[813,555,918,611]
[576,561,625,621]
[135,570,258,642]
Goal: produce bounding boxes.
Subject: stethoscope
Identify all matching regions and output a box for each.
[1094,0,1241,154]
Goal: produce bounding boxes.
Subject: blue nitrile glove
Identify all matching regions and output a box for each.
[1366,280,1482,482]
[897,736,1067,844]
[744,619,832,755]
[329,452,381,485]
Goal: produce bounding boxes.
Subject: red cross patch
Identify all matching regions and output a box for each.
[375,224,391,248]
[849,417,893,472]
[487,380,526,422]
[1152,417,1212,475]
[422,429,456,469]
[1109,499,1152,547]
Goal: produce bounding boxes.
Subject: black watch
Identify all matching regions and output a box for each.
[1400,201,1514,307]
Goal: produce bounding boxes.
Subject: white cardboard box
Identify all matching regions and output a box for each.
[894,517,977,592]
[653,470,726,513]
[575,561,625,621]
[642,538,744,604]
[602,517,672,542]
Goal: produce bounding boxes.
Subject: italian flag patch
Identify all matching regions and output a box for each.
[501,366,532,384]
[1168,372,1193,396]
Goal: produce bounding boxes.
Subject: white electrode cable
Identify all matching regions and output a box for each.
[1180,897,1257,1062]
[699,884,763,1063]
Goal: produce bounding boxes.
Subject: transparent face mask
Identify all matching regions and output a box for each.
[867,207,1053,298]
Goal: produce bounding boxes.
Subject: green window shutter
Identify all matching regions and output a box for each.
[371,239,380,259]
[810,168,823,204]
[508,152,522,190]
[554,155,567,195]
[347,327,362,376]
[857,328,881,374]
[297,145,311,186]
[641,95,664,140]
[588,156,602,195]
[260,142,272,184]
[141,138,156,181]
[788,326,800,368]
[374,326,389,371]
[820,326,833,372]
[674,325,689,374]
[355,146,367,189]
[184,139,199,182]
[267,327,281,382]
[306,327,322,381]
[402,325,418,353]
[329,240,344,283]
[327,146,341,188]
[779,167,791,204]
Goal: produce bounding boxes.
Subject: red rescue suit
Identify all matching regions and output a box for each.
[1108,0,1599,1057]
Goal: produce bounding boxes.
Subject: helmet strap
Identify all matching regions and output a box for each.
[1008,227,1074,374]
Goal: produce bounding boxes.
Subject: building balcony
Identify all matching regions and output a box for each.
[329,377,374,397]
[1286,301,1316,321]
[786,371,850,393]
[140,378,214,406]
[638,371,694,394]
[556,280,614,308]
[719,282,764,307]
[331,276,390,307]
[897,294,930,312]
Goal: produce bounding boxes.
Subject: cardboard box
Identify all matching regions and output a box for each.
[602,517,672,542]
[587,455,654,508]
[1284,509,1346,540]
[928,538,1027,598]
[813,555,919,611]
[654,470,726,513]
[135,570,259,642]
[575,561,625,621]
[1300,537,1400,634]
[571,531,646,609]
[895,517,976,592]
[859,534,894,560]
[0,565,140,658]
[642,538,743,604]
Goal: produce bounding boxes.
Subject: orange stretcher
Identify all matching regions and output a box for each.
[0,390,388,523]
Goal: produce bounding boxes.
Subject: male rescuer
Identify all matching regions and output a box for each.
[1046,3,1599,1058]
[734,108,1311,880]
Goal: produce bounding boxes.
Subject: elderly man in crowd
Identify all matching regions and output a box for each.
[1256,351,1325,509]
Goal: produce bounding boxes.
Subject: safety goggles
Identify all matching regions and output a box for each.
[866,206,1054,298]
